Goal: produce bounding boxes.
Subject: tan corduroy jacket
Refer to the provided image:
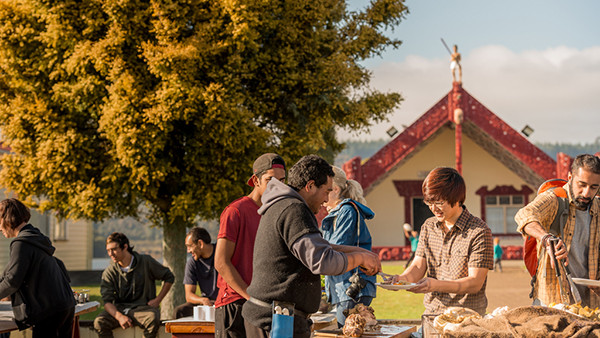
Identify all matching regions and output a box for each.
[515,183,600,307]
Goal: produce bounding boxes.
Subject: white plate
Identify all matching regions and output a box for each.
[572,278,600,287]
[375,282,417,290]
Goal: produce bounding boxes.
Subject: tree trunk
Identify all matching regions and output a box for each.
[161,219,187,319]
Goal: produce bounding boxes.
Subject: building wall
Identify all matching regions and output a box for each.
[53,219,94,270]
[365,127,533,247]
[0,188,93,270]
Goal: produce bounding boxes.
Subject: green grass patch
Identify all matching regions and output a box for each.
[370,264,425,319]
[74,285,102,321]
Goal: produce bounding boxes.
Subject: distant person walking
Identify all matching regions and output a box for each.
[403,224,419,269]
[493,237,503,272]
[0,198,75,337]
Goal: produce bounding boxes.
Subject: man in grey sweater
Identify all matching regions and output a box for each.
[242,155,381,338]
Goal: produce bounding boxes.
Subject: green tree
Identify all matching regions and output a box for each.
[0,0,407,317]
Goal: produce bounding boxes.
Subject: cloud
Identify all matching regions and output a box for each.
[340,45,600,144]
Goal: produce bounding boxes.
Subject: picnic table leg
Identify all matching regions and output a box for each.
[72,316,81,338]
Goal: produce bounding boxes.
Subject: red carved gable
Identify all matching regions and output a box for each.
[350,83,558,194]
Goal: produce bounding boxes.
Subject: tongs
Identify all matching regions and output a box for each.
[378,272,394,283]
[549,238,582,304]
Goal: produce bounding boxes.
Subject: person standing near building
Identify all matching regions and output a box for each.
[94,232,174,338]
[493,237,503,272]
[403,224,419,269]
[321,166,377,328]
[515,154,600,307]
[174,227,219,318]
[391,167,493,316]
[0,198,76,337]
[214,153,286,338]
[242,155,381,338]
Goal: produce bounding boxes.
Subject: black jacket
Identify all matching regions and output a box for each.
[0,224,75,329]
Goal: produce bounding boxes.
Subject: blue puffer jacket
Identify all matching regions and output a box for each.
[321,199,376,304]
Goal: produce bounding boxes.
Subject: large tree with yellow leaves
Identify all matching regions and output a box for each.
[0,0,407,316]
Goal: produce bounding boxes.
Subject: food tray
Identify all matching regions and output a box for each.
[421,314,442,338]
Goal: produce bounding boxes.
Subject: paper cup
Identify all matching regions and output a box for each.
[202,305,215,322]
[193,306,202,320]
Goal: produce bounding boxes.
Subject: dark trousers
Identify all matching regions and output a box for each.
[244,319,269,338]
[32,306,75,338]
[215,299,246,338]
[174,302,196,319]
[494,258,503,272]
[94,306,160,338]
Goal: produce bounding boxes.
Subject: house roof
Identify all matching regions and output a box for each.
[346,83,557,194]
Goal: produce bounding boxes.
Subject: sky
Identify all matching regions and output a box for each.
[340,0,600,144]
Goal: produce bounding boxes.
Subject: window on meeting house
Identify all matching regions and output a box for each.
[485,195,523,234]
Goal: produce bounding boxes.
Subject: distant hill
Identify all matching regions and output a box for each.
[334,139,388,166]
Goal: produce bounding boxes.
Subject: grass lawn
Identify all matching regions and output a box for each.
[78,263,424,321]
[370,263,425,320]
[74,285,103,321]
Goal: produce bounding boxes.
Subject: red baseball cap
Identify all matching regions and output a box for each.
[247,153,286,187]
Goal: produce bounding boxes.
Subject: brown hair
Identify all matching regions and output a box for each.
[571,154,600,175]
[107,232,134,253]
[0,198,31,229]
[422,167,466,207]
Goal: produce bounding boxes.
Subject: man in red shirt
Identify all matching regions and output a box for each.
[214,153,286,338]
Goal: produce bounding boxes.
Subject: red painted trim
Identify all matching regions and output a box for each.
[345,84,557,193]
[357,97,451,193]
[556,152,572,180]
[460,87,556,179]
[455,123,462,175]
[393,180,424,224]
[372,245,524,260]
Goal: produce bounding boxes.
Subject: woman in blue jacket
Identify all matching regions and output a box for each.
[321,166,376,327]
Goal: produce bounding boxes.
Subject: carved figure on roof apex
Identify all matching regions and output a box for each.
[451,45,462,84]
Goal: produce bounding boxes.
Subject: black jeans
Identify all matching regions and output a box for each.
[32,306,75,338]
[215,299,246,338]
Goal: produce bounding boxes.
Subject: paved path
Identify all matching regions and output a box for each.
[486,260,533,310]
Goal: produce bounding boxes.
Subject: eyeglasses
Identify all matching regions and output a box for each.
[424,201,446,208]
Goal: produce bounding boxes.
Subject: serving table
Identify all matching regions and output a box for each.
[313,320,416,338]
[164,317,214,337]
[0,300,100,335]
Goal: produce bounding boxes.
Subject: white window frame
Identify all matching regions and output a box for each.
[484,195,524,234]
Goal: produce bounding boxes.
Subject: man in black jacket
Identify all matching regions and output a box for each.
[242,155,381,338]
[0,198,76,337]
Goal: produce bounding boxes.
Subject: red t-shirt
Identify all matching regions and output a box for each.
[215,196,261,307]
